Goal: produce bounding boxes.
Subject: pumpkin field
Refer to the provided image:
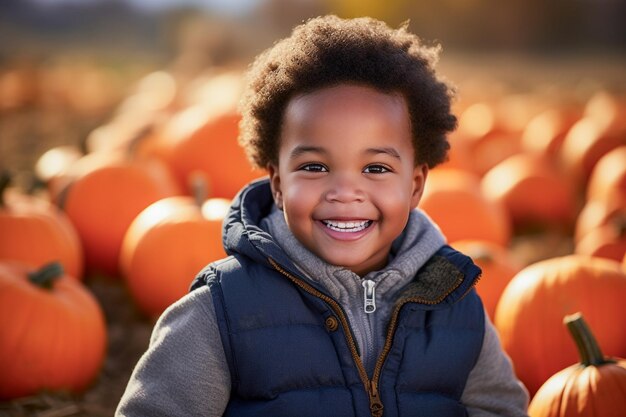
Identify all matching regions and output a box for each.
[1,51,626,416]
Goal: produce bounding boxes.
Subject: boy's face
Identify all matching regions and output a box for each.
[268,84,427,276]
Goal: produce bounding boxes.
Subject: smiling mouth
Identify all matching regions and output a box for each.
[322,220,373,232]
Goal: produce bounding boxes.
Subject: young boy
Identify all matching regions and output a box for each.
[117,15,529,417]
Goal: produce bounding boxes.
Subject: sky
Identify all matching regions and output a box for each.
[30,0,265,15]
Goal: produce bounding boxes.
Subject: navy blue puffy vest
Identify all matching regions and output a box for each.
[193,245,484,417]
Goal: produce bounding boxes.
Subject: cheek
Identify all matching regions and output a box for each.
[373,184,412,207]
[370,187,415,225]
[283,182,319,218]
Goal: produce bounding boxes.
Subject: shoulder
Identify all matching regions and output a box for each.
[404,245,482,307]
[155,285,218,335]
[432,245,481,274]
[190,255,248,291]
[189,255,292,308]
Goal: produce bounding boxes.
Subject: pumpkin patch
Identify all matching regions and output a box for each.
[2,27,626,415]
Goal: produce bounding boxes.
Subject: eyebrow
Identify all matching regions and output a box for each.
[365,147,402,159]
[289,145,326,159]
[289,145,402,160]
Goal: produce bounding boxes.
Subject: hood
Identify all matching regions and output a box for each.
[222,177,303,276]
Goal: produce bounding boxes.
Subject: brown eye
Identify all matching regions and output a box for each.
[300,163,328,172]
[363,164,390,174]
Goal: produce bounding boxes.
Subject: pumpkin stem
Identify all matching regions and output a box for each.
[28,262,64,290]
[564,312,614,367]
[0,169,11,207]
[189,171,209,207]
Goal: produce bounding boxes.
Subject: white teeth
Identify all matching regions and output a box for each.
[323,220,371,232]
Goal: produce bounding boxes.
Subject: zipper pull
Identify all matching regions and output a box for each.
[368,380,384,417]
[362,279,376,314]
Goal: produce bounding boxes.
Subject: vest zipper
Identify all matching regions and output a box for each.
[362,279,376,313]
[269,257,476,417]
[269,258,383,416]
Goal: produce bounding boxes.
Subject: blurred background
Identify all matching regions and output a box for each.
[1,0,625,179]
[1,1,625,416]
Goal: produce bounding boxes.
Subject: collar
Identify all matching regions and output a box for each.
[260,206,447,311]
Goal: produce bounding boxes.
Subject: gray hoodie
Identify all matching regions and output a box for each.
[116,206,529,417]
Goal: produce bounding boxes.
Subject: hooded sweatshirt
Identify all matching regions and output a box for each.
[116,179,529,417]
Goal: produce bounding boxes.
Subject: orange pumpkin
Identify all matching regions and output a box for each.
[492,93,548,135]
[560,117,624,186]
[120,185,229,317]
[575,218,626,262]
[583,90,626,135]
[468,130,524,176]
[419,169,512,245]
[0,172,83,279]
[0,261,107,399]
[586,145,626,204]
[575,196,626,243]
[155,109,265,198]
[494,255,626,396]
[456,102,497,140]
[454,101,524,176]
[560,91,626,187]
[46,150,126,207]
[63,158,181,277]
[481,153,576,232]
[528,313,626,417]
[450,239,522,320]
[140,72,265,199]
[520,107,581,159]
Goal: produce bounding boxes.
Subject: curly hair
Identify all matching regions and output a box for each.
[238,15,457,169]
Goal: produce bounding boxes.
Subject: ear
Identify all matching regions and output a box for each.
[410,164,428,208]
[267,163,284,210]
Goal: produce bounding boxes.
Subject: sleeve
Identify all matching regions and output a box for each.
[115,286,231,417]
[462,312,530,417]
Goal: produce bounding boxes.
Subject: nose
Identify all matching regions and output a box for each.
[324,172,365,203]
